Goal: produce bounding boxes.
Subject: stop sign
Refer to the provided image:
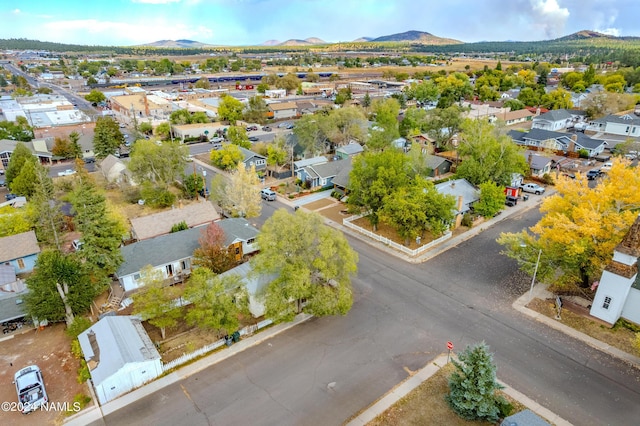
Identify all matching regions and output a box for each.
[447,341,454,350]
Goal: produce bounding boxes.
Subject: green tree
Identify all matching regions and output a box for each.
[131,266,181,339]
[243,96,269,124]
[128,139,188,186]
[72,178,125,288]
[320,106,367,149]
[583,64,596,86]
[399,107,428,137]
[517,87,541,107]
[194,77,210,89]
[473,182,506,218]
[52,137,74,159]
[154,122,172,140]
[252,209,358,322]
[0,206,32,237]
[276,73,300,94]
[293,114,327,156]
[210,143,244,170]
[405,80,439,104]
[24,250,96,325]
[446,342,506,423]
[334,87,352,105]
[184,269,249,336]
[190,111,209,124]
[28,165,64,249]
[9,156,39,197]
[456,120,528,186]
[424,105,465,150]
[138,121,153,135]
[181,173,204,199]
[169,109,192,125]
[347,150,410,230]
[93,116,123,159]
[218,94,245,124]
[0,118,34,141]
[541,88,574,110]
[256,82,269,94]
[227,125,251,149]
[222,162,262,218]
[5,142,36,187]
[192,222,237,273]
[362,92,371,108]
[84,89,106,104]
[69,131,82,159]
[503,99,525,111]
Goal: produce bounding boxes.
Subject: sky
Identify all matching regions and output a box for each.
[1,0,638,47]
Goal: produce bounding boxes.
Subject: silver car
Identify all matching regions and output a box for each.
[14,365,48,413]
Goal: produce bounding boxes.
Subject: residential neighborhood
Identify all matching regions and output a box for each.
[1,3,640,425]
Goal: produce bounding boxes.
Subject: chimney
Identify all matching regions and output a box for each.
[87,330,100,370]
[569,134,577,152]
[535,107,541,116]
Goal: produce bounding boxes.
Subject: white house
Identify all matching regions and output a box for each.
[435,179,480,228]
[217,262,275,318]
[587,114,640,137]
[590,215,640,326]
[268,101,298,120]
[78,316,162,405]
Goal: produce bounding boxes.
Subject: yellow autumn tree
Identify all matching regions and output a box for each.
[497,158,640,288]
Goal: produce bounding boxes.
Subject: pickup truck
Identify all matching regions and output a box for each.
[520,183,545,195]
[57,169,76,177]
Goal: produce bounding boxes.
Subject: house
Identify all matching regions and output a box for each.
[109,93,172,125]
[587,114,640,138]
[495,109,535,126]
[0,263,28,323]
[171,122,228,143]
[523,151,554,177]
[78,316,162,405]
[335,142,363,160]
[99,154,130,184]
[130,201,220,241]
[590,215,640,326]
[0,231,40,274]
[268,101,298,120]
[0,139,51,168]
[238,146,267,171]
[509,128,606,157]
[116,226,202,292]
[218,218,260,262]
[331,158,354,194]
[423,154,453,178]
[531,109,587,131]
[297,158,352,189]
[435,179,479,228]
[217,262,275,318]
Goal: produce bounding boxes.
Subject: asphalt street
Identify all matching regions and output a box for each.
[95,207,640,426]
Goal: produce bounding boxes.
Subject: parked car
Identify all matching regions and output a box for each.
[248,136,259,142]
[246,125,258,131]
[5,193,17,201]
[14,365,48,413]
[561,172,576,179]
[198,187,210,197]
[72,239,84,251]
[519,183,545,195]
[586,169,601,180]
[83,157,95,164]
[260,188,276,201]
[0,178,5,187]
[57,169,76,177]
[262,126,272,132]
[600,162,613,172]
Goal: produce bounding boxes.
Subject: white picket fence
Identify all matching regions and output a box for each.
[343,213,452,257]
[161,319,273,372]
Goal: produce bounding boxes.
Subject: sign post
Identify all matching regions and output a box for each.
[447,341,454,363]
[555,296,563,320]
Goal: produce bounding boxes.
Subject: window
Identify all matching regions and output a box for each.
[247,238,255,245]
[235,247,240,255]
[603,296,612,310]
[133,273,140,281]
[17,258,25,269]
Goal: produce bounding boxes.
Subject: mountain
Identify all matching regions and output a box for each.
[352,37,373,42]
[261,39,281,46]
[304,37,326,44]
[139,39,210,48]
[554,30,613,41]
[371,30,462,45]
[278,39,314,46]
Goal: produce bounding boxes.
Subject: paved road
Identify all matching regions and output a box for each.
[97,207,640,426]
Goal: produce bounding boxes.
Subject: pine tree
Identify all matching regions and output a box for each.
[5,142,36,187]
[446,342,506,423]
[93,116,123,159]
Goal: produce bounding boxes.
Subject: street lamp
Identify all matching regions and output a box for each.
[529,248,542,299]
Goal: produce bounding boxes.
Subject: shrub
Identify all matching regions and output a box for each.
[171,221,188,233]
[141,184,176,208]
[461,212,474,228]
[122,185,142,204]
[65,317,92,340]
[73,393,91,410]
[578,149,589,158]
[541,173,554,185]
[70,339,83,359]
[77,359,90,383]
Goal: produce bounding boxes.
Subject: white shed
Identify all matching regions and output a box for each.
[78,316,162,405]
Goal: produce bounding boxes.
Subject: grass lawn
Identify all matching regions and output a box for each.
[367,362,527,426]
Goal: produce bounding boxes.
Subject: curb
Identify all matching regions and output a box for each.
[346,353,573,426]
[512,287,640,369]
[64,313,314,425]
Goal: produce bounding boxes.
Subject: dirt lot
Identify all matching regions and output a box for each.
[0,324,88,425]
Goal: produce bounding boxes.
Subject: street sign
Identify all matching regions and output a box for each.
[447,341,454,350]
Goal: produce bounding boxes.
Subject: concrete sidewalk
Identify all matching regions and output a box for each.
[346,354,572,426]
[64,314,313,426]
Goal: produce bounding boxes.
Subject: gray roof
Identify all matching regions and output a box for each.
[117,226,203,277]
[435,179,479,213]
[218,262,274,297]
[238,146,266,164]
[336,142,363,156]
[514,128,605,151]
[0,231,40,263]
[534,109,572,122]
[304,158,352,180]
[78,316,160,386]
[218,218,259,246]
[424,154,452,170]
[294,156,327,169]
[593,114,640,126]
[130,201,220,241]
[524,152,553,170]
[500,409,551,426]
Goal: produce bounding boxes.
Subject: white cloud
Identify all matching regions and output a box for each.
[597,27,621,36]
[530,0,570,38]
[13,8,21,14]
